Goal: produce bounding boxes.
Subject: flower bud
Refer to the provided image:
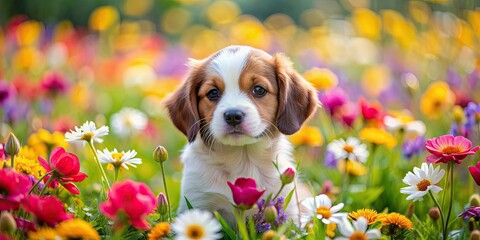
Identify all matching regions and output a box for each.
[157,193,169,215]
[0,211,16,234]
[153,146,168,163]
[406,202,414,218]
[4,132,20,157]
[470,194,480,207]
[280,168,295,185]
[261,230,276,240]
[428,207,441,221]
[471,230,480,240]
[264,206,278,224]
[453,105,464,123]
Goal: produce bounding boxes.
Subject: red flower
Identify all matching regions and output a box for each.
[359,97,383,121]
[99,180,157,230]
[425,135,479,164]
[227,178,265,210]
[469,162,480,186]
[39,71,69,96]
[38,147,88,194]
[0,168,32,211]
[22,195,73,227]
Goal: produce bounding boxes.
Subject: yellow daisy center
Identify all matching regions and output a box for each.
[343,144,354,153]
[81,132,94,141]
[442,146,461,154]
[316,206,332,219]
[111,153,125,162]
[416,179,431,191]
[186,224,205,239]
[350,231,367,240]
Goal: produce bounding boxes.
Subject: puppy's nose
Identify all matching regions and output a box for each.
[224,109,244,126]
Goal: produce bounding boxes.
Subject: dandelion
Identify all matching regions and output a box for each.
[425,135,479,164]
[300,194,347,227]
[400,163,444,202]
[420,81,455,119]
[172,209,222,240]
[327,137,369,163]
[303,67,338,90]
[65,121,109,143]
[28,128,68,157]
[110,107,148,137]
[289,125,324,146]
[28,228,60,240]
[55,219,100,240]
[349,209,384,225]
[335,217,381,240]
[381,213,413,239]
[148,222,171,240]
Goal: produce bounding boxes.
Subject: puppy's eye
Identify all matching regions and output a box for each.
[252,86,267,97]
[207,88,221,101]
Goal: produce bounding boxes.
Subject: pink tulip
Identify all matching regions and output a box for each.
[280,168,295,185]
[469,162,480,186]
[227,178,265,210]
[425,135,479,164]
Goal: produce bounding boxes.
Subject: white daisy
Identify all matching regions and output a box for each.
[384,115,426,138]
[400,163,445,202]
[65,121,109,143]
[327,137,369,163]
[96,148,142,170]
[172,209,222,240]
[110,107,148,137]
[335,217,381,240]
[300,194,347,227]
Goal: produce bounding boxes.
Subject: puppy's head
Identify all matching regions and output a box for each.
[164,46,318,146]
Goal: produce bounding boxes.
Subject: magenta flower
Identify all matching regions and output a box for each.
[38,147,88,194]
[227,178,265,210]
[319,87,348,116]
[99,180,157,230]
[0,168,32,211]
[469,162,480,186]
[22,195,73,227]
[458,206,480,219]
[425,135,479,164]
[39,71,69,96]
[280,168,295,185]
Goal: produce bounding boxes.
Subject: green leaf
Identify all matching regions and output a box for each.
[214,211,236,240]
[248,216,256,240]
[184,196,194,210]
[283,188,296,210]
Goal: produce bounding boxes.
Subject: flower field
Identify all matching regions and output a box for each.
[1,1,480,239]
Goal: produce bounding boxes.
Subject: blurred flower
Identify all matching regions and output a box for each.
[339,102,359,127]
[300,194,347,226]
[23,195,73,227]
[420,81,455,119]
[338,159,367,176]
[28,228,60,240]
[359,97,383,122]
[0,212,16,234]
[15,20,42,46]
[327,137,369,163]
[229,16,270,50]
[324,151,337,168]
[110,107,148,137]
[28,128,68,157]
[148,222,170,240]
[171,209,222,240]
[400,163,445,202]
[55,219,100,240]
[353,8,381,40]
[0,81,15,106]
[206,0,241,26]
[335,217,381,240]
[227,178,265,210]
[39,71,69,97]
[359,127,397,149]
[0,168,32,211]
[320,87,348,116]
[52,116,76,133]
[65,121,109,143]
[289,125,323,146]
[380,213,413,237]
[384,114,426,139]
[428,207,441,221]
[303,67,338,90]
[425,135,479,164]
[361,65,391,98]
[253,198,287,232]
[402,136,425,159]
[97,148,142,170]
[349,209,384,225]
[320,180,340,199]
[12,47,42,71]
[89,6,119,31]
[99,180,157,230]
[458,206,480,220]
[468,162,480,186]
[38,147,88,194]
[466,102,480,129]
[122,64,156,87]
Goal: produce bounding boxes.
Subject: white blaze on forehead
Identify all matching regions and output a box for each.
[209,46,252,94]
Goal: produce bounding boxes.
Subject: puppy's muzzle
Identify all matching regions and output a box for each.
[224,109,244,127]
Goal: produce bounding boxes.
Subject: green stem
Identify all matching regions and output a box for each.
[87,140,111,192]
[114,167,120,182]
[341,159,350,203]
[28,170,55,195]
[444,164,455,239]
[235,209,249,240]
[39,175,55,196]
[272,184,285,201]
[367,144,378,187]
[429,191,445,237]
[10,155,15,169]
[159,162,172,222]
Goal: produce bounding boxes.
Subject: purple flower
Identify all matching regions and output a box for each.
[447,68,461,89]
[0,81,15,106]
[253,198,287,233]
[466,102,480,129]
[458,206,480,219]
[319,87,348,116]
[402,136,425,159]
[324,151,337,168]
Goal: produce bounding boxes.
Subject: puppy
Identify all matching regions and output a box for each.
[164,45,318,224]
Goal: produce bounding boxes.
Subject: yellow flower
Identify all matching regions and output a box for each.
[289,126,324,146]
[55,218,100,240]
[361,65,391,98]
[349,208,384,225]
[161,7,191,34]
[206,0,241,26]
[303,67,338,90]
[28,129,68,157]
[381,212,413,229]
[359,127,397,149]
[13,46,42,71]
[420,81,455,119]
[148,222,171,240]
[229,16,271,50]
[28,228,60,240]
[89,6,119,31]
[13,146,45,178]
[326,222,336,238]
[16,20,43,47]
[352,8,381,40]
[338,159,367,176]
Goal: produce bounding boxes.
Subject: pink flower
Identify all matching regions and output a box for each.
[469,162,480,186]
[99,180,157,230]
[280,168,295,185]
[425,135,479,164]
[39,71,69,96]
[227,178,265,210]
[359,97,383,121]
[38,147,88,194]
[22,195,73,227]
[319,87,348,116]
[0,168,32,211]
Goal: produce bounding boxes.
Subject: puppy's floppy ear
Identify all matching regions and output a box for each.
[273,53,319,135]
[164,59,203,142]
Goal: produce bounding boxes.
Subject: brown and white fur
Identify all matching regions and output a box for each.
[164,45,318,223]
